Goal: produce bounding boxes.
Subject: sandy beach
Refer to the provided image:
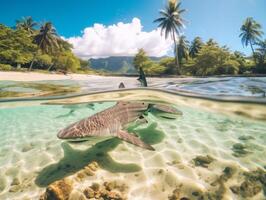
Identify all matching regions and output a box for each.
[0,71,100,82]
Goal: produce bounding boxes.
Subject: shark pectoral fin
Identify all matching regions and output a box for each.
[117,130,155,151]
[149,104,182,114]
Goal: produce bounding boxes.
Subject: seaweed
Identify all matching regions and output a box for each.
[231,143,251,157]
[238,135,255,141]
[0,82,80,98]
[230,168,266,198]
[192,155,214,168]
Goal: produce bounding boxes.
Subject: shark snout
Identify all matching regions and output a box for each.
[57,127,76,139]
[57,129,67,139]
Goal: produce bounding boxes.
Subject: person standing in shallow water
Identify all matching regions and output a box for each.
[137,67,148,87]
[119,68,147,88]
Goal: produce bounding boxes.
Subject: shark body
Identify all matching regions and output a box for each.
[57,101,155,150]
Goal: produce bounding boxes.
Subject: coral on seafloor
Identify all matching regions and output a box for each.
[39,178,73,200]
[39,161,128,200]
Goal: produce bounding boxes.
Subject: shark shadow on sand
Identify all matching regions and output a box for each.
[35,122,165,187]
[35,138,140,187]
[127,122,165,145]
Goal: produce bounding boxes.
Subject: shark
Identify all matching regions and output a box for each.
[57,101,155,150]
[57,101,182,151]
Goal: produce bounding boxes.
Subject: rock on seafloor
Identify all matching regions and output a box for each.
[39,179,73,200]
[39,161,128,200]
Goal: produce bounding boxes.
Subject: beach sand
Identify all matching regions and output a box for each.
[0,71,101,82]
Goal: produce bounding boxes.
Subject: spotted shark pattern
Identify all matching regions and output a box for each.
[58,101,155,150]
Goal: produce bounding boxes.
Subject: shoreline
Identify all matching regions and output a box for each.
[0,71,102,82]
[1,71,266,82]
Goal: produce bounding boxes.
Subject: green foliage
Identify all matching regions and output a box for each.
[215,60,240,75]
[133,49,149,70]
[0,18,81,72]
[177,35,189,65]
[254,39,266,73]
[133,49,166,75]
[0,63,12,71]
[54,51,80,72]
[189,37,203,58]
[192,42,240,76]
[159,57,176,74]
[35,54,53,68]
[0,24,37,67]
[16,16,38,35]
[144,62,166,75]
[79,59,89,69]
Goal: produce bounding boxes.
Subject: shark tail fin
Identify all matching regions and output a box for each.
[117,130,155,151]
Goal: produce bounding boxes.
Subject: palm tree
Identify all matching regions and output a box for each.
[255,39,266,64]
[16,16,38,35]
[239,17,263,54]
[189,37,203,58]
[234,51,245,59]
[177,35,189,65]
[206,38,218,46]
[154,0,186,74]
[256,40,266,55]
[34,22,60,54]
[29,22,60,70]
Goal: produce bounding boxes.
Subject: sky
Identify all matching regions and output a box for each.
[1,0,266,58]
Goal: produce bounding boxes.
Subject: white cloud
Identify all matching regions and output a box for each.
[66,18,173,59]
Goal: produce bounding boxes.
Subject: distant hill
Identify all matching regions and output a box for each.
[89,56,164,74]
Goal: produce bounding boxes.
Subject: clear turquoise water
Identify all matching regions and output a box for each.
[0,78,266,199]
[1,77,266,100]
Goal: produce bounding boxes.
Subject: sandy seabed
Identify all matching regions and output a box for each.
[0,98,265,200]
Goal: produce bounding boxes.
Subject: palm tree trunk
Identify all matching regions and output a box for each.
[29,59,34,71]
[250,41,255,54]
[17,63,21,69]
[250,41,257,65]
[47,63,54,71]
[172,30,179,74]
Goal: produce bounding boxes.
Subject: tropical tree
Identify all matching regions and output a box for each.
[133,49,166,75]
[154,0,186,74]
[29,22,60,70]
[189,37,203,58]
[254,39,266,73]
[34,22,60,54]
[133,49,150,70]
[16,16,38,35]
[234,51,245,59]
[159,57,176,74]
[0,24,37,68]
[177,35,189,65]
[239,17,264,54]
[53,51,80,72]
[193,42,240,76]
[206,38,218,46]
[256,39,266,59]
